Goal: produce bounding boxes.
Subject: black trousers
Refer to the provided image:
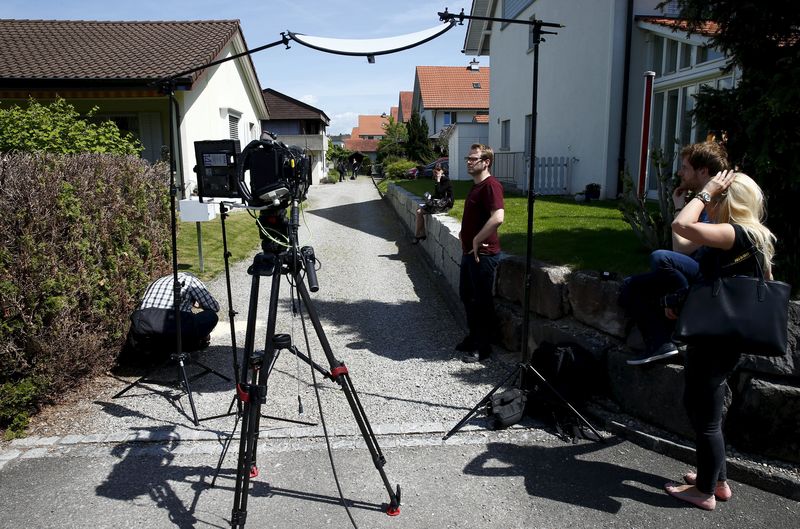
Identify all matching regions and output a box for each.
[128,308,218,356]
[459,253,500,348]
[683,346,741,494]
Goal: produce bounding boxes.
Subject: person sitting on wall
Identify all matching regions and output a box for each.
[412,163,454,244]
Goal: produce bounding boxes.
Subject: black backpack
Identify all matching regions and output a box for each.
[524,341,603,442]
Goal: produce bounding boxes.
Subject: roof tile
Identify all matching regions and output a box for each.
[415,66,490,110]
[0,19,241,83]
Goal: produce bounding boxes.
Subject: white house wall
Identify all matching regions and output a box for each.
[447,123,489,181]
[176,43,264,196]
[486,0,663,197]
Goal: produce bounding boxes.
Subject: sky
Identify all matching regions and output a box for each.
[3,0,486,135]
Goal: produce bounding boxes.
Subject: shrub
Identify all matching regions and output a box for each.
[0,153,171,438]
[0,97,142,155]
[384,160,417,179]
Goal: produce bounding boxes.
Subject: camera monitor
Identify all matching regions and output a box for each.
[193,139,241,199]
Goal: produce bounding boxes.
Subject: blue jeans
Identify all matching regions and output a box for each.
[459,253,500,348]
[619,249,703,352]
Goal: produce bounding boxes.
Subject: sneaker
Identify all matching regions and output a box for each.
[455,336,477,352]
[626,342,679,366]
[462,344,492,363]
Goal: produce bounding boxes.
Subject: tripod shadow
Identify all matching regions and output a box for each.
[95,425,225,529]
[463,439,680,513]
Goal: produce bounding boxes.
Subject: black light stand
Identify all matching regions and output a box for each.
[438,9,604,442]
[112,81,232,426]
[116,36,294,425]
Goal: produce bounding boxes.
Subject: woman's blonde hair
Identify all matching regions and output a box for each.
[716,172,776,266]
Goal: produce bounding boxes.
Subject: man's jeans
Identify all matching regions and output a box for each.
[619,249,703,352]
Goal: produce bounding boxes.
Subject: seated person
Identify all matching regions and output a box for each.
[412,163,454,244]
[125,272,220,364]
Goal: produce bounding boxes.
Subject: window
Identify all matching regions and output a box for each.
[472,82,481,89]
[696,45,724,64]
[504,0,534,19]
[501,119,511,151]
[443,112,457,126]
[680,43,693,69]
[652,36,664,76]
[666,39,679,74]
[229,115,240,140]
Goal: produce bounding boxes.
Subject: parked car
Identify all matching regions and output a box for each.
[406,157,449,179]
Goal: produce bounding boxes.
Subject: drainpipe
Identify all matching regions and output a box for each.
[616,0,635,196]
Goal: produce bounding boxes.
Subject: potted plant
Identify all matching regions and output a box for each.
[585,183,601,201]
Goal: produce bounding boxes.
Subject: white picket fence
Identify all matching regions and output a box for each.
[493,152,572,195]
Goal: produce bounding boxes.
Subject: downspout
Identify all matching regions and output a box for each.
[616,0,635,196]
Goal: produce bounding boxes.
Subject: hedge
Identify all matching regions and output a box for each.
[0,152,172,437]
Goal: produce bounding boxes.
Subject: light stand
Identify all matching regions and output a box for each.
[112,81,233,425]
[438,9,604,442]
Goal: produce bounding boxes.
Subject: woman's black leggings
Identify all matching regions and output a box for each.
[682,347,741,494]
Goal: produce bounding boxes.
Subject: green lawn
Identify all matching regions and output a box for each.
[396,178,650,276]
[177,208,262,281]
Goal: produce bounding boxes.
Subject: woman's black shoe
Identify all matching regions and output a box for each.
[411,236,426,245]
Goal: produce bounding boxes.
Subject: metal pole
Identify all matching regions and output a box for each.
[520,24,542,365]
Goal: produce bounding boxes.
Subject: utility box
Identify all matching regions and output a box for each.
[179,199,218,222]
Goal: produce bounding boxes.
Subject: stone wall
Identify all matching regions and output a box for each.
[387,183,800,464]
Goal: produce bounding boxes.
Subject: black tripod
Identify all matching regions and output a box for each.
[229,201,401,529]
[443,361,604,441]
[112,348,230,426]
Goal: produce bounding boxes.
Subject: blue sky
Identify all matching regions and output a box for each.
[3,1,484,135]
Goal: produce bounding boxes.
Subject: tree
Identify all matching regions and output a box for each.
[326,142,351,165]
[405,110,434,163]
[661,0,800,290]
[376,116,407,161]
[0,97,142,155]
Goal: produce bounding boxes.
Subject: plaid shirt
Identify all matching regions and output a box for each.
[139,272,219,313]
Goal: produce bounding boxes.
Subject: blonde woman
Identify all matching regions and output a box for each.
[665,170,776,510]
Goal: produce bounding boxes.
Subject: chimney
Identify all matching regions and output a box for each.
[467,58,480,71]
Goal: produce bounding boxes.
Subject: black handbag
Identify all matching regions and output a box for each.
[674,247,791,356]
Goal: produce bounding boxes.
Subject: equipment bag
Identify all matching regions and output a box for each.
[488,388,528,429]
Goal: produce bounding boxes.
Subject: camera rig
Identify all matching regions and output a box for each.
[237,133,311,210]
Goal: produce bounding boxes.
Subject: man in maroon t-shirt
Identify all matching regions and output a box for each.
[457,144,505,363]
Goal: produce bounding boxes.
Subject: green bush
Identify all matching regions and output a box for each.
[384,160,417,179]
[0,153,171,438]
[0,97,142,155]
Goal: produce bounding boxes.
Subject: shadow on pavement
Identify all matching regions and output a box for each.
[463,439,680,513]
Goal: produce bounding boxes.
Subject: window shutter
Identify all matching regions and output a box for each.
[229,115,240,140]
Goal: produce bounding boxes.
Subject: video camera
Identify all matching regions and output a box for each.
[237,133,311,210]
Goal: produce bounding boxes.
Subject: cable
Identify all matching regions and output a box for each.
[295,279,359,529]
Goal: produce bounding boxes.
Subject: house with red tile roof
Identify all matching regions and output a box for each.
[463,0,735,196]
[397,91,413,123]
[344,114,389,161]
[412,64,490,137]
[262,88,330,185]
[0,18,267,198]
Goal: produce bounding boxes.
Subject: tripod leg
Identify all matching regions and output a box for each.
[177,355,200,426]
[211,410,241,488]
[231,378,264,529]
[442,363,524,440]
[523,364,605,443]
[189,360,233,383]
[295,277,401,514]
[112,359,168,399]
